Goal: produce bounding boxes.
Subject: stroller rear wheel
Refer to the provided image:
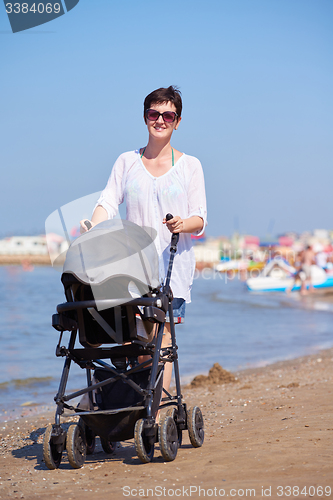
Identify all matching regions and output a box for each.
[158,415,178,462]
[79,418,96,455]
[100,438,116,455]
[43,423,63,470]
[66,423,87,468]
[134,418,154,463]
[187,406,204,448]
[166,406,183,447]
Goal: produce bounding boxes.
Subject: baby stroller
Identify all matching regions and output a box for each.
[43,215,204,470]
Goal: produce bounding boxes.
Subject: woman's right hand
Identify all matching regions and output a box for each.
[79,219,95,233]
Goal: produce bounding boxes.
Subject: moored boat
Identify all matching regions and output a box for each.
[246,258,333,292]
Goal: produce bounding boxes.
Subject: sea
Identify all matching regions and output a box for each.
[0,265,332,421]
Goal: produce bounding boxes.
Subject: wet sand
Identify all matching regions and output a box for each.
[0,348,332,499]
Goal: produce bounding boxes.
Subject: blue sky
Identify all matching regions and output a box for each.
[1,0,332,238]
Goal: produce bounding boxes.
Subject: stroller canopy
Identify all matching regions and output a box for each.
[62,220,159,306]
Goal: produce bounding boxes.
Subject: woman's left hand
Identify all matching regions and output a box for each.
[163,215,184,233]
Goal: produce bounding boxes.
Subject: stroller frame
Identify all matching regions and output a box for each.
[43,225,204,469]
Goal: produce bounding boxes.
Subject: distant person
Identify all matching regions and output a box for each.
[300,245,315,295]
[286,250,303,293]
[315,249,328,270]
[326,252,333,270]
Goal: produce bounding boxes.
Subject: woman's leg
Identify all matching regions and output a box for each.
[161,323,173,394]
[137,323,172,392]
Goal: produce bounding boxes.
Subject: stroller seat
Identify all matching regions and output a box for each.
[61,272,155,347]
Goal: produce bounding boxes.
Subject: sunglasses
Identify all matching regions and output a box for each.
[145,109,178,123]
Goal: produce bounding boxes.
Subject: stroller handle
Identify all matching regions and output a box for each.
[165,213,179,249]
[163,214,179,292]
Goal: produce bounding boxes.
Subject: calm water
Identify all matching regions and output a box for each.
[0,266,332,420]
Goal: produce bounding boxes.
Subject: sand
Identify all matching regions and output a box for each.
[0,348,332,500]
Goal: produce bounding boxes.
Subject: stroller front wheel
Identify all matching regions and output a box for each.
[134,418,155,463]
[166,406,183,447]
[66,423,87,469]
[79,418,96,455]
[158,415,178,462]
[100,437,116,455]
[187,406,204,448]
[43,423,63,470]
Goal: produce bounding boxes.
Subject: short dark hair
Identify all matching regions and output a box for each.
[144,86,182,122]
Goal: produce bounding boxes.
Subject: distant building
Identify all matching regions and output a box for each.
[313,229,329,240]
[0,236,48,255]
[278,236,294,247]
[193,238,221,264]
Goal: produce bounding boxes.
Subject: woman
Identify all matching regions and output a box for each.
[80,86,207,394]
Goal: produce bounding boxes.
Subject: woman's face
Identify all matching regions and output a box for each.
[145,101,181,142]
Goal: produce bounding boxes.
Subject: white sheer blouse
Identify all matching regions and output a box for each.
[95,150,207,302]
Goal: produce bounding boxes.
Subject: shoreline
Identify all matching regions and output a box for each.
[2,341,333,424]
[0,347,332,499]
[0,255,52,265]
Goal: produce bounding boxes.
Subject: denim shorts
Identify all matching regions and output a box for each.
[165,298,186,324]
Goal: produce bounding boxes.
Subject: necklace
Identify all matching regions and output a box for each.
[140,147,174,167]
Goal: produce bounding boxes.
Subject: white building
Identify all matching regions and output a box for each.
[0,236,48,255]
[193,238,222,264]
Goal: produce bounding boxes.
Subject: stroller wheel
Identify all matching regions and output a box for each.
[158,415,178,462]
[79,418,96,455]
[166,407,183,447]
[66,423,87,469]
[43,423,63,470]
[100,438,116,455]
[134,418,154,463]
[187,406,204,448]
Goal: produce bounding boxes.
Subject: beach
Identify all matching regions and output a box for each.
[0,347,332,500]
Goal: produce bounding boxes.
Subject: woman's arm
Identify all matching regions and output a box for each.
[91,205,108,225]
[185,158,207,236]
[79,205,108,233]
[163,215,204,234]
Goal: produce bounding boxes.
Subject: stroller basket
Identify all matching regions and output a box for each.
[79,365,163,442]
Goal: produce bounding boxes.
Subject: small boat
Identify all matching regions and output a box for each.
[214,259,265,273]
[214,259,248,273]
[246,258,333,292]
